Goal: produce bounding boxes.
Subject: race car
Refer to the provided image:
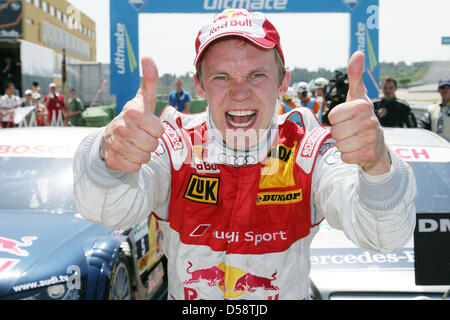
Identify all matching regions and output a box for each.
[309,127,450,300]
[0,127,167,300]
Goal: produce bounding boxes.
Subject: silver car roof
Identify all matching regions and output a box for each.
[383,128,450,148]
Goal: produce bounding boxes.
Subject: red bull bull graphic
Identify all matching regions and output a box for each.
[183,261,225,287]
[233,271,279,293]
[0,236,37,257]
[183,262,279,300]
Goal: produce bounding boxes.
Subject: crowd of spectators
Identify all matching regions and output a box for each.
[1,74,448,141]
[0,81,85,128]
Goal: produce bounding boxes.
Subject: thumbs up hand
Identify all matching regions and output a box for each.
[328,52,391,175]
[100,57,164,173]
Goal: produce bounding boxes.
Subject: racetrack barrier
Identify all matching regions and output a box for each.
[50,110,65,127]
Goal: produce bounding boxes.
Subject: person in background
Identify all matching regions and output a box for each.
[22,89,34,107]
[418,78,450,140]
[20,89,35,125]
[296,81,320,116]
[373,76,417,128]
[313,77,329,124]
[67,89,85,127]
[0,82,21,128]
[168,78,191,114]
[43,83,66,124]
[32,81,41,96]
[32,93,48,127]
[1,57,13,94]
[278,86,301,125]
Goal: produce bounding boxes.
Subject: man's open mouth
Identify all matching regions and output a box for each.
[225,110,257,128]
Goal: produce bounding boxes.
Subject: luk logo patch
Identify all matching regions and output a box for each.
[184,174,220,205]
[256,189,302,206]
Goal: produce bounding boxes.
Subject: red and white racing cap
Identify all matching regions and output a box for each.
[194,8,285,68]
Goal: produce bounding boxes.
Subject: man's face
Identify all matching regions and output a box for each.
[6,85,14,96]
[175,80,183,92]
[315,88,325,97]
[194,39,289,149]
[438,85,450,103]
[70,91,76,100]
[50,86,56,94]
[382,80,396,99]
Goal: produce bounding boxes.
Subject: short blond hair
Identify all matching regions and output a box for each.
[195,38,286,88]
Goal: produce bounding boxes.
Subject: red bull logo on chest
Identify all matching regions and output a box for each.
[183,262,279,300]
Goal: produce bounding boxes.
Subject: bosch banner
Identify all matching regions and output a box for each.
[110,0,379,114]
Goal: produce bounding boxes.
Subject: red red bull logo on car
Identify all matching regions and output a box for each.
[183,262,279,300]
[0,258,20,274]
[0,236,37,257]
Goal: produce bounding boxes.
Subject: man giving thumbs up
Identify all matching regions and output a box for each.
[328,51,391,175]
[74,9,416,301]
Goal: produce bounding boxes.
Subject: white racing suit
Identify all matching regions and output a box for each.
[73,107,416,300]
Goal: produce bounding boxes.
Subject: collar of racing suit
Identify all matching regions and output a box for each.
[203,108,279,167]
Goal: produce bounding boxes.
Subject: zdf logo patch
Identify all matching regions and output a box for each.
[184,174,220,205]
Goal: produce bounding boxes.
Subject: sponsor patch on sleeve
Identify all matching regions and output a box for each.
[162,121,184,151]
[300,128,329,158]
[318,142,336,157]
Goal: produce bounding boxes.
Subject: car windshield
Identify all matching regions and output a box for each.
[0,157,75,213]
[409,161,450,213]
[0,157,447,214]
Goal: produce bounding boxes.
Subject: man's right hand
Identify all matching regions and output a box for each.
[100,57,164,173]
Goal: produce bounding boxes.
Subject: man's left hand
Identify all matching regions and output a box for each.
[328,51,391,175]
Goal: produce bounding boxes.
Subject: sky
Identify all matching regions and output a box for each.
[69,0,450,76]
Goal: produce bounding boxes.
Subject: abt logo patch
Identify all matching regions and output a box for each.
[184,174,220,205]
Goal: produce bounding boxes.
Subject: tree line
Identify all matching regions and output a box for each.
[155,61,431,100]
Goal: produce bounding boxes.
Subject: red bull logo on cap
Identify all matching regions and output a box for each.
[208,18,253,37]
[0,236,37,257]
[183,261,279,300]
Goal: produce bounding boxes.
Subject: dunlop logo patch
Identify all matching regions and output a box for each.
[184,174,220,205]
[256,189,302,206]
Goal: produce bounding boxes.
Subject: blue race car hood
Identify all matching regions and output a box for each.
[0,211,113,297]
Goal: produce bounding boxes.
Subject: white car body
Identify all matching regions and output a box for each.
[309,128,450,300]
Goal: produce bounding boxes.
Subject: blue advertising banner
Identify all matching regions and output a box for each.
[110,0,379,113]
